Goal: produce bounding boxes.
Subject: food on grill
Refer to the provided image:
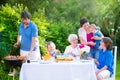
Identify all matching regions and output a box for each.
[4,56,16,60]
[4,56,25,68]
[4,56,26,60]
[17,56,26,60]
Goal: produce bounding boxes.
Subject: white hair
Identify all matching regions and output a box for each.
[68,34,78,42]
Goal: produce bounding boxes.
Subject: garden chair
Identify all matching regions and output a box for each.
[104,46,117,80]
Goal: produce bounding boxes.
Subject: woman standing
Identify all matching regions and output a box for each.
[78,17,94,46]
[78,17,103,59]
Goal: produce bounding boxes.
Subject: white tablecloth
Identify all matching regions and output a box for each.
[20,60,97,80]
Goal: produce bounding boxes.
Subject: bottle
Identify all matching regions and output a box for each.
[27,59,30,63]
[27,56,30,63]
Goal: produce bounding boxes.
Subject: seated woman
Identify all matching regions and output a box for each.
[46,41,61,57]
[95,37,113,80]
[64,34,90,58]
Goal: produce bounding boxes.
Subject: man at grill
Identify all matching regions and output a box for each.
[14,11,40,60]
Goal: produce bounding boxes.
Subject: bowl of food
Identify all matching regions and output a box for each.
[56,56,74,62]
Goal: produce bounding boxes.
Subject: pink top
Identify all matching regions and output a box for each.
[87,33,94,48]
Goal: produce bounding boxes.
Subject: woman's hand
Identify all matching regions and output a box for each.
[88,41,95,46]
[87,57,99,65]
[91,36,101,40]
[96,70,100,75]
[69,52,75,57]
[94,59,99,65]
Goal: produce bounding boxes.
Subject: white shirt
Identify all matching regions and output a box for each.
[64,44,90,57]
[64,45,80,56]
[78,27,87,42]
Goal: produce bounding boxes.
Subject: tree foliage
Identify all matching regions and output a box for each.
[0,4,49,58]
[0,0,120,57]
[0,4,22,58]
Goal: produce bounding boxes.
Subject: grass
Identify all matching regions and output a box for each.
[116,60,120,80]
[0,60,120,80]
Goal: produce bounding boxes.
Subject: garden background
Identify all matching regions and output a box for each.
[0,0,120,80]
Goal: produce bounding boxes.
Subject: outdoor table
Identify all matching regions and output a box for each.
[20,60,97,80]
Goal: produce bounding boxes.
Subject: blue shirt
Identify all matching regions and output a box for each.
[93,31,101,49]
[97,49,114,76]
[19,21,38,51]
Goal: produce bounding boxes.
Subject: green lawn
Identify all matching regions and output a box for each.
[0,60,120,80]
[116,60,120,80]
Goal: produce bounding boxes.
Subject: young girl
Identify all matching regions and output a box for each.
[46,41,61,57]
[96,37,113,80]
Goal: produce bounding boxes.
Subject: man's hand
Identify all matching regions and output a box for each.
[14,42,19,48]
[14,35,21,48]
[28,52,32,59]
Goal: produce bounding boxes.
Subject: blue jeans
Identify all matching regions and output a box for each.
[87,48,99,59]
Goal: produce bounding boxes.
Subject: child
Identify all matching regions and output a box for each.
[91,24,102,49]
[46,41,61,57]
[96,37,113,80]
[89,24,102,59]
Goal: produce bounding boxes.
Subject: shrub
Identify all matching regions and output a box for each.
[0,4,49,58]
[46,20,78,53]
[32,9,50,55]
[0,4,22,58]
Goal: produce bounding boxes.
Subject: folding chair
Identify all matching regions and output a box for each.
[104,46,117,80]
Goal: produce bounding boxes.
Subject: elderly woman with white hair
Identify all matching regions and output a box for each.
[64,34,81,57]
[64,34,90,58]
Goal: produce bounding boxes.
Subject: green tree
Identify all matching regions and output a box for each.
[0,4,49,58]
[0,4,22,58]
